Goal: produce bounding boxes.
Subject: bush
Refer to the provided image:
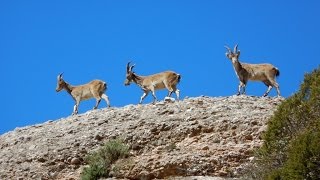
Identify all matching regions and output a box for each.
[280,127,320,179]
[242,67,320,179]
[81,139,129,180]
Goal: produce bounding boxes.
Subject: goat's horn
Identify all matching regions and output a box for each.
[224,45,231,53]
[234,44,238,53]
[57,72,64,80]
[127,62,131,72]
[130,64,135,71]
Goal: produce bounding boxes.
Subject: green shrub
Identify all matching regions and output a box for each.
[81,139,129,180]
[103,138,129,164]
[280,127,320,179]
[81,163,107,180]
[242,67,320,179]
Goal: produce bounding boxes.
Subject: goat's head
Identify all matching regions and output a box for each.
[124,62,135,86]
[225,44,240,63]
[56,73,66,92]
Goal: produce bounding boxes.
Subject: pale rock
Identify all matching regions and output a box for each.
[70,158,81,165]
[164,97,175,103]
[0,96,283,179]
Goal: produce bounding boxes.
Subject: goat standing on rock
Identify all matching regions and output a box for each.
[56,73,110,115]
[124,62,181,104]
[225,45,281,97]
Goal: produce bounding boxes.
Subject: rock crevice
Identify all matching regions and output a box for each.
[0,96,283,179]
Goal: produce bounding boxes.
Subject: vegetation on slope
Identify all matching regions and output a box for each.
[245,67,320,179]
[81,139,129,180]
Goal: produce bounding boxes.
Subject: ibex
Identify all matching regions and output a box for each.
[124,62,181,104]
[225,45,280,97]
[56,73,110,115]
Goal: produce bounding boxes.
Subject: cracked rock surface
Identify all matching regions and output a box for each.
[0,95,283,179]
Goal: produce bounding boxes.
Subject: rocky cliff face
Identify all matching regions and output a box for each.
[0,96,283,179]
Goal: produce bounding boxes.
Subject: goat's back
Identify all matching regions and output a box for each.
[151,71,180,83]
[90,80,107,92]
[241,63,279,81]
[76,80,107,92]
[140,71,180,89]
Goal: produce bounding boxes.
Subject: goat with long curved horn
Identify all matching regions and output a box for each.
[225,45,280,97]
[124,61,181,104]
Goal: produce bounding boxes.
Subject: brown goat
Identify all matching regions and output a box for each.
[56,73,110,115]
[124,62,181,104]
[225,45,280,97]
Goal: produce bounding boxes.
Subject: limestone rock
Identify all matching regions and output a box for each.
[0,96,284,179]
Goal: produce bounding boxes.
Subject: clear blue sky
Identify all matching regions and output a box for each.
[1,1,319,135]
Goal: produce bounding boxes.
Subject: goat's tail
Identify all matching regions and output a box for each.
[274,67,280,77]
[169,73,181,86]
[103,82,107,91]
[176,73,181,84]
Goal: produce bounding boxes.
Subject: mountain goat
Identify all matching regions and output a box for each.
[124,62,181,104]
[225,45,280,97]
[56,73,110,115]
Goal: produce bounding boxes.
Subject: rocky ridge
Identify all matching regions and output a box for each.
[0,95,283,179]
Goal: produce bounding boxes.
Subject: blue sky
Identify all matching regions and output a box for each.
[0,1,319,135]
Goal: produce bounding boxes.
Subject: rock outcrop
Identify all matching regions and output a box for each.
[0,95,283,179]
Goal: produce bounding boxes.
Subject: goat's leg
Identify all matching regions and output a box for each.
[165,83,174,98]
[167,89,180,101]
[101,94,111,107]
[237,83,241,95]
[237,82,245,95]
[72,103,79,115]
[241,80,248,95]
[171,86,180,101]
[170,85,180,101]
[93,98,101,109]
[264,79,280,97]
[139,91,149,104]
[272,82,281,97]
[242,85,246,95]
[151,90,157,104]
[270,81,281,97]
[276,86,281,97]
[175,89,180,101]
[263,86,273,97]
